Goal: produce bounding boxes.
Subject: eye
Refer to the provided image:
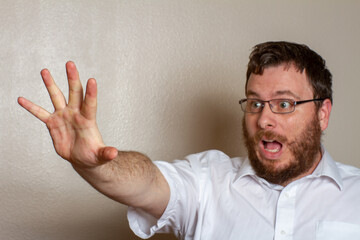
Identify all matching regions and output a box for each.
[250,100,263,109]
[278,100,292,109]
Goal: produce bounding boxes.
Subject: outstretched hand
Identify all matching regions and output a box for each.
[18,61,118,168]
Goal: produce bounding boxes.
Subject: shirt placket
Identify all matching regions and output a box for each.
[274,184,298,240]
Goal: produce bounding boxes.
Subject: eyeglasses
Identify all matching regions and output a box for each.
[239,98,325,114]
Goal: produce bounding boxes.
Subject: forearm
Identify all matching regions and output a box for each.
[73,151,170,218]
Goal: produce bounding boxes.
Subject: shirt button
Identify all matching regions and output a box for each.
[284,192,290,198]
[281,230,286,235]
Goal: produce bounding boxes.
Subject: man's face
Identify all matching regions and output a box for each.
[243,64,328,186]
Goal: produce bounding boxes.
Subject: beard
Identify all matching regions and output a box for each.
[242,114,322,186]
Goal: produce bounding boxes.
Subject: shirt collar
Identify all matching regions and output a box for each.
[233,148,343,190]
[310,148,343,190]
[233,157,256,182]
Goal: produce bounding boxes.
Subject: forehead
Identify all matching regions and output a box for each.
[246,64,313,99]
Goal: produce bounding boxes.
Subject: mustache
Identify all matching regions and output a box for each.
[253,130,288,144]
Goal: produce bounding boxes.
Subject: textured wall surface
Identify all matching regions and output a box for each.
[1,0,360,239]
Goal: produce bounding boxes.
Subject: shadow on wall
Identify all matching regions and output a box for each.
[17,198,177,240]
[184,94,246,157]
[154,63,247,160]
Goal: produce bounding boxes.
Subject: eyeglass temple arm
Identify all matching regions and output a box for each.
[295,98,325,105]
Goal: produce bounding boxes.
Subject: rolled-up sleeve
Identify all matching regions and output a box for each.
[127,159,200,239]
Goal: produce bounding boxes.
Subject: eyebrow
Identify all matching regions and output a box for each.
[246,90,301,99]
[274,90,301,99]
[246,90,260,98]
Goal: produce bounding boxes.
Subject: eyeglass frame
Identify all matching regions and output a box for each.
[238,98,326,114]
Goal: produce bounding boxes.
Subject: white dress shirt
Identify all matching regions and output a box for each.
[128,149,360,240]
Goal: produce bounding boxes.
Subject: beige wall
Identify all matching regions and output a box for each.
[2,0,360,239]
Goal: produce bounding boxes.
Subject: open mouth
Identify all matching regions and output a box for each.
[262,139,283,153]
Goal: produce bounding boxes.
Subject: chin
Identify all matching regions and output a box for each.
[258,155,291,172]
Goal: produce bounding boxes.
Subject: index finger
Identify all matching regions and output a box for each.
[81,78,97,120]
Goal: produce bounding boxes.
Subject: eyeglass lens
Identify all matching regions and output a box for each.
[242,99,295,113]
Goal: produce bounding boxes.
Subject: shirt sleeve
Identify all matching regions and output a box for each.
[127,159,200,239]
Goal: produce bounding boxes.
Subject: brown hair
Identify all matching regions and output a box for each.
[246,41,333,107]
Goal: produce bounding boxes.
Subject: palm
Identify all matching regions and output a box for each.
[18,62,116,167]
[46,108,102,167]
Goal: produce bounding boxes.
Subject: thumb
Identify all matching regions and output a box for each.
[98,146,118,162]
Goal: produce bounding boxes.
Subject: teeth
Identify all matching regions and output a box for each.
[265,148,280,153]
[263,139,281,153]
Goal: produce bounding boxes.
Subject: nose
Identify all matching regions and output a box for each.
[257,102,277,129]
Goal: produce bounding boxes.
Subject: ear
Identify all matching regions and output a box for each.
[318,99,332,131]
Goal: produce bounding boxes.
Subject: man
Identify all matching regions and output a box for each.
[18,41,360,239]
